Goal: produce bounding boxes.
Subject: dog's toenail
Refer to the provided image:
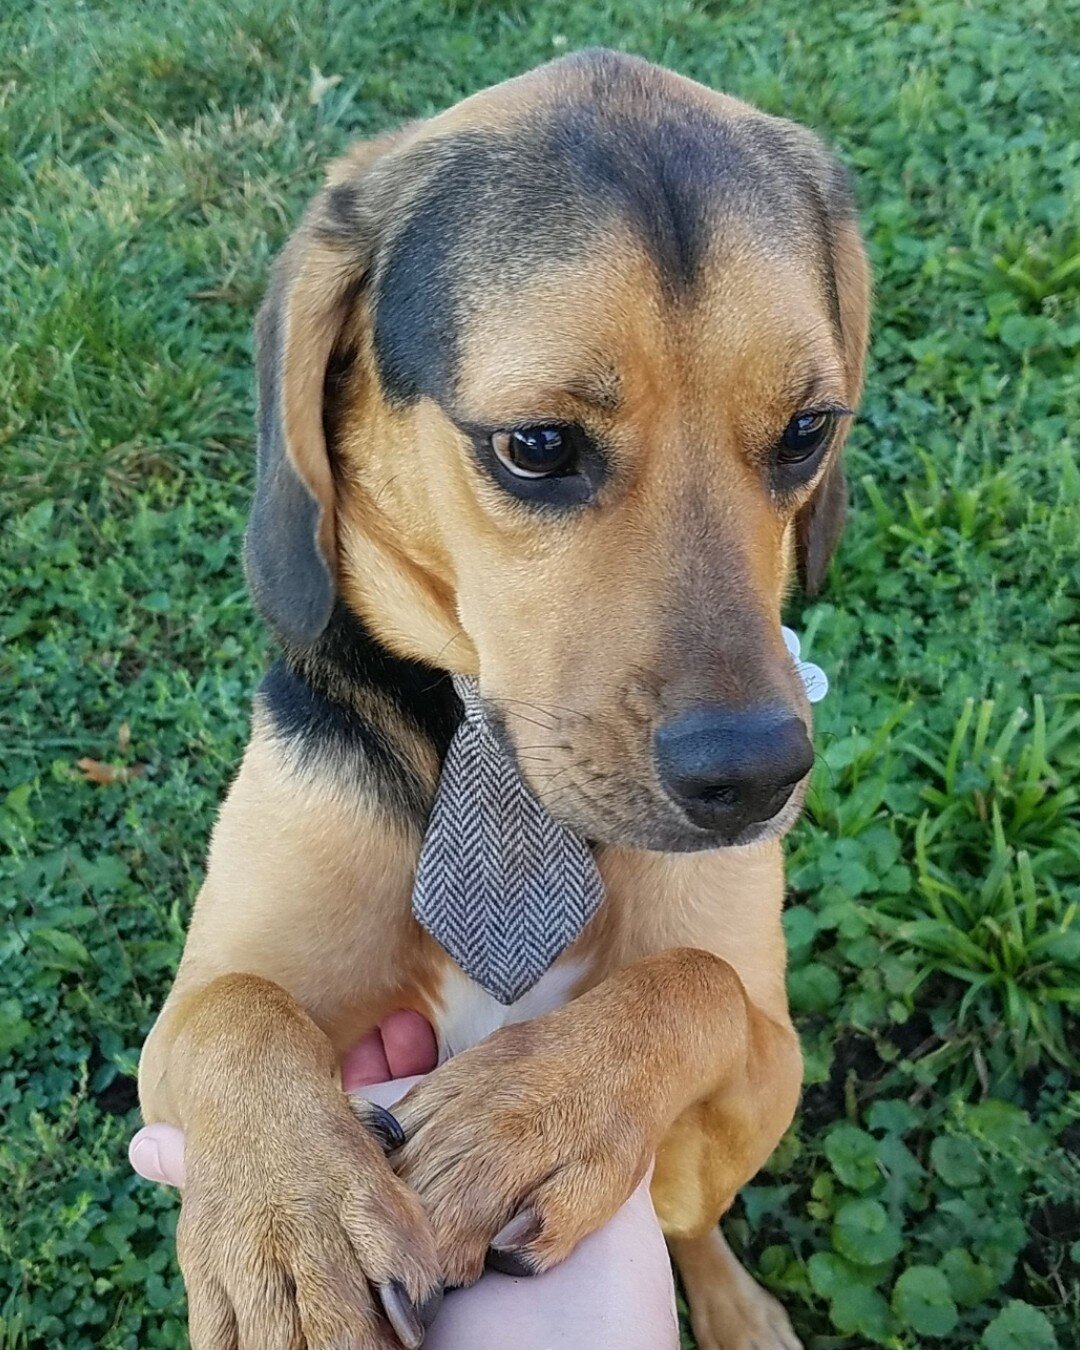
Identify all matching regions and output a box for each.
[367,1104,406,1152]
[491,1208,540,1250]
[379,1280,425,1349]
[418,1282,444,1327]
[486,1246,540,1278]
[487,1208,542,1276]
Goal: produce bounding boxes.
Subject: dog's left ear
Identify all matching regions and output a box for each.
[796,459,848,597]
[246,130,410,645]
[795,159,871,596]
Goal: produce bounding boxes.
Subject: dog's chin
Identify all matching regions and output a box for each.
[545,781,809,856]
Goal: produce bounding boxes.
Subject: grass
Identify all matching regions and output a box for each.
[1,0,1078,1345]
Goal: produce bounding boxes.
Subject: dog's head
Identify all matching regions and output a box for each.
[248,50,870,852]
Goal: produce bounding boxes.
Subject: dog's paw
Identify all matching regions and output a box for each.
[686,1281,801,1350]
[390,1020,653,1289]
[672,1230,803,1350]
[177,1083,442,1349]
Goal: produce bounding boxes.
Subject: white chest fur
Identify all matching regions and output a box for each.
[434,960,587,1061]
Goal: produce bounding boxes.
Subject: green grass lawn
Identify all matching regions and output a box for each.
[2,0,1078,1345]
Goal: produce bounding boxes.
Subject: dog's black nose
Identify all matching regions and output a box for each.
[654,705,814,839]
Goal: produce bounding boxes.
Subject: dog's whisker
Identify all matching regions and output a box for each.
[501,708,558,732]
[419,634,469,692]
[499,696,593,724]
[371,472,403,503]
[525,763,576,782]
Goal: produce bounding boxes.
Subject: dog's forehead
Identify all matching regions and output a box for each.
[371,52,842,409]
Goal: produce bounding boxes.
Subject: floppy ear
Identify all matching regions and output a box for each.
[795,459,848,596]
[795,164,871,596]
[246,130,411,644]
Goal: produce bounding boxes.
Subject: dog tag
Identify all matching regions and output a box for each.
[783,626,829,704]
[797,661,829,704]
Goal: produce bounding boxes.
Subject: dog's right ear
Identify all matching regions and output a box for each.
[246,131,410,645]
[795,153,870,597]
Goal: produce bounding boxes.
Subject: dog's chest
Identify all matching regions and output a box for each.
[433,959,587,1061]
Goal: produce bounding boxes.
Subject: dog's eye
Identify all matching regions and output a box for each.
[491,426,579,479]
[469,420,605,508]
[778,410,837,464]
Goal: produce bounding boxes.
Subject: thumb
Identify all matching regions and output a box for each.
[130,1123,187,1188]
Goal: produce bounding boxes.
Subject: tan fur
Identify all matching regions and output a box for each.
[672,1227,801,1350]
[140,51,870,1350]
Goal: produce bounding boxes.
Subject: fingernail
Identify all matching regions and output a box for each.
[367,1104,406,1153]
[379,1280,424,1349]
[487,1208,541,1277]
[129,1136,164,1183]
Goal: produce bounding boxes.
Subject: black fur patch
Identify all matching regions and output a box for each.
[246,286,336,645]
[322,182,363,238]
[372,51,833,408]
[260,603,460,824]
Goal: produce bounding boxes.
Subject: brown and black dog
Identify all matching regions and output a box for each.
[138,48,869,1350]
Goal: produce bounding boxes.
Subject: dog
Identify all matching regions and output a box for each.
[138,47,869,1350]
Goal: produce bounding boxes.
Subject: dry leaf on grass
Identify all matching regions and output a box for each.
[75,758,146,786]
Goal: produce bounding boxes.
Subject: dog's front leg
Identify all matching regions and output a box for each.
[137,724,447,1350]
[142,973,444,1350]
[389,947,796,1289]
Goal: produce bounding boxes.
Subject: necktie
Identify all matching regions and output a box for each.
[412,676,605,1005]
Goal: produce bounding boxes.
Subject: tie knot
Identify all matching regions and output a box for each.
[451,674,486,724]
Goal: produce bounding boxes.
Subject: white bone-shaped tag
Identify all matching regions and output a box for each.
[781,626,829,705]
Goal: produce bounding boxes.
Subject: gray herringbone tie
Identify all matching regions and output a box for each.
[412,676,605,1005]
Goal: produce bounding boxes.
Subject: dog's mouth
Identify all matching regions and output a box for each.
[569,776,810,855]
